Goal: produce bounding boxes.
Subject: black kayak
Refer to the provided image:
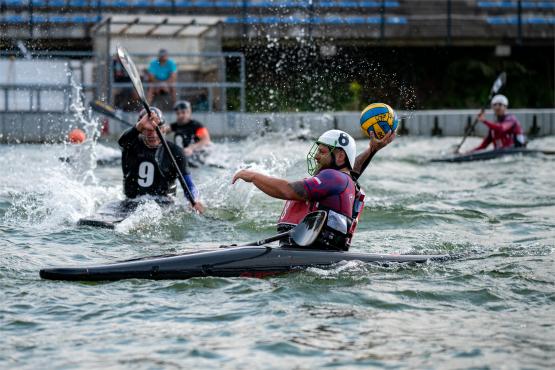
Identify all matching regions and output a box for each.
[39,245,450,282]
[59,156,121,166]
[430,147,555,163]
[78,197,174,229]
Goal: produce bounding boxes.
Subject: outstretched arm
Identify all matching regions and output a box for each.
[232,170,307,201]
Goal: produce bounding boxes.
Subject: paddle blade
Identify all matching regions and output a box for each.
[90,100,130,126]
[116,46,148,108]
[90,99,116,115]
[291,211,327,247]
[491,72,506,96]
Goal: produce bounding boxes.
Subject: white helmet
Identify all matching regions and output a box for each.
[491,94,508,107]
[315,129,356,170]
[138,106,165,125]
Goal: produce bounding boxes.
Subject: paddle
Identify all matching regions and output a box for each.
[91,98,225,170]
[116,45,198,208]
[239,211,327,247]
[89,100,132,127]
[453,72,507,154]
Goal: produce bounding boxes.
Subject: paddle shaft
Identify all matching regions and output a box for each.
[117,46,197,207]
[453,107,485,154]
[239,231,290,247]
[141,103,197,207]
[238,210,327,247]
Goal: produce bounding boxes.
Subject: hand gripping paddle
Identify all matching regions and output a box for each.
[116,45,197,208]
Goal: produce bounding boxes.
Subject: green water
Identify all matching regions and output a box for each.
[1,135,554,369]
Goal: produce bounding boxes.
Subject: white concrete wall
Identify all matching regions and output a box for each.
[0,60,71,111]
[1,109,554,143]
[187,109,555,139]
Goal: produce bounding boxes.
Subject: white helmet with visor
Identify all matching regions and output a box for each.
[307,130,356,175]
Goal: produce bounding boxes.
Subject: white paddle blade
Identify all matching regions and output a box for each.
[491,72,506,95]
[116,45,147,102]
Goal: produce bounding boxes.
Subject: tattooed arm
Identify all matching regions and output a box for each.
[232,170,307,201]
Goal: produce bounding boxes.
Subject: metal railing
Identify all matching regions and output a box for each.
[0,50,98,112]
[0,49,246,112]
[1,84,95,112]
[108,52,246,112]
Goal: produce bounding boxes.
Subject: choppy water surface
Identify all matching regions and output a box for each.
[1,134,554,369]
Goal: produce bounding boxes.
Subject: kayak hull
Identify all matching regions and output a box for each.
[77,197,174,229]
[431,148,553,163]
[40,246,450,282]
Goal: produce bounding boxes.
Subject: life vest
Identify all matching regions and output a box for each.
[277,174,365,251]
[490,115,526,149]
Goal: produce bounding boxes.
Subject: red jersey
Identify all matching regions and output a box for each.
[472,114,525,152]
[278,169,356,227]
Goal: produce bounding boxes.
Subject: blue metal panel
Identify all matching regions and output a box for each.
[4,0,30,6]
[68,0,88,6]
[153,0,173,6]
[49,0,67,7]
[4,14,29,23]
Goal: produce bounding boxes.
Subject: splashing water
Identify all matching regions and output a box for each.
[115,201,168,235]
[60,74,102,184]
[1,75,120,230]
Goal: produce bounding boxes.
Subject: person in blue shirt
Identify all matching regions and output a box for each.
[146,49,177,105]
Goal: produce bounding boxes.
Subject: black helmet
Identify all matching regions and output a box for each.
[173,100,191,111]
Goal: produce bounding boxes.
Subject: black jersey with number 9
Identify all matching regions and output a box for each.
[119,127,189,199]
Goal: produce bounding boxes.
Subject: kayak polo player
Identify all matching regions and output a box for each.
[233,104,397,250]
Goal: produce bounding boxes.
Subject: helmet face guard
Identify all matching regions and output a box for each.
[307,141,336,176]
[307,130,356,176]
